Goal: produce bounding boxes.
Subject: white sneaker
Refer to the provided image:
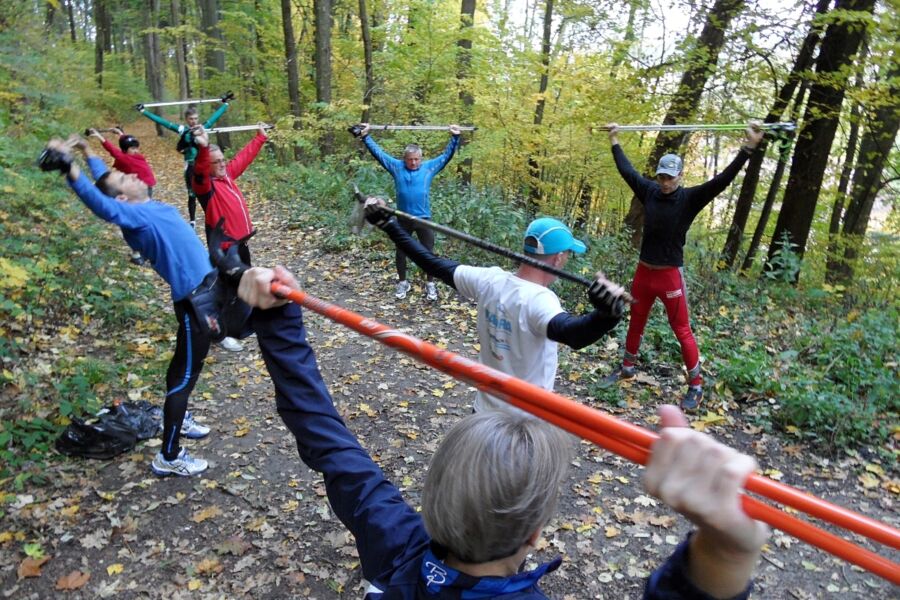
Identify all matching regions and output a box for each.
[395,280,411,299]
[218,336,243,352]
[151,448,208,476]
[181,411,210,439]
[425,282,438,302]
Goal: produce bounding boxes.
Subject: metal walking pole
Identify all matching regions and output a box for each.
[269,281,900,584]
[140,97,223,108]
[354,124,477,132]
[206,124,274,134]
[351,186,633,299]
[591,122,795,133]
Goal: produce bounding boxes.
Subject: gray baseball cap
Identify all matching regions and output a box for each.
[656,154,683,177]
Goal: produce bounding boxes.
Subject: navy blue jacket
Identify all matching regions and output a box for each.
[253,302,750,599]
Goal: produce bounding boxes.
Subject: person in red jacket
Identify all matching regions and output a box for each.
[190,123,268,352]
[88,127,158,265]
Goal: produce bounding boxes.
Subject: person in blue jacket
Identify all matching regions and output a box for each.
[355,123,461,301]
[238,265,768,599]
[43,136,244,477]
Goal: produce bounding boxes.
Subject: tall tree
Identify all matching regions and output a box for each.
[93,0,110,87]
[198,0,230,147]
[171,0,190,99]
[622,0,747,246]
[719,0,829,269]
[456,0,476,184]
[764,0,877,280]
[314,0,333,155]
[144,0,166,137]
[526,0,554,210]
[830,54,900,282]
[824,61,866,282]
[358,0,374,123]
[281,0,302,159]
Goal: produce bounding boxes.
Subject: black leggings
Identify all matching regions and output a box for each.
[396,217,435,281]
[161,299,212,459]
[184,163,197,222]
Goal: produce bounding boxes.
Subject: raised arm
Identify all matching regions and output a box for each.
[136,105,183,133]
[203,101,230,129]
[364,198,459,288]
[643,406,768,599]
[685,124,763,213]
[239,267,430,584]
[608,123,655,202]
[362,133,404,176]
[421,126,461,174]
[226,125,267,180]
[191,129,212,197]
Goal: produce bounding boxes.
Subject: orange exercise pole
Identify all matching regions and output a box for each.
[271,282,900,584]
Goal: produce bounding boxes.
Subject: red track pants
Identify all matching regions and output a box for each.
[623,263,701,386]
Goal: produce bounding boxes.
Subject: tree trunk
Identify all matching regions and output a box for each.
[93,0,111,88]
[314,0,333,155]
[171,0,189,99]
[527,0,554,211]
[830,54,900,282]
[281,0,303,160]
[719,0,829,269]
[740,80,809,274]
[823,61,866,282]
[65,0,77,42]
[198,0,230,147]
[143,0,166,137]
[358,0,374,123]
[456,0,476,184]
[611,0,642,71]
[622,0,746,247]
[764,0,876,281]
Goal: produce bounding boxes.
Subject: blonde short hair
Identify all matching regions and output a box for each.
[422,411,573,563]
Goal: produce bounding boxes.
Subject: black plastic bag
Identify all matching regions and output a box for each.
[97,401,162,441]
[55,417,137,460]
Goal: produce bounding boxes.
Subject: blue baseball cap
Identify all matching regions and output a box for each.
[523,217,587,255]
[656,153,683,177]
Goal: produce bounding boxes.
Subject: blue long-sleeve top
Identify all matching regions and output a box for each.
[67,156,214,301]
[363,134,460,218]
[252,302,750,599]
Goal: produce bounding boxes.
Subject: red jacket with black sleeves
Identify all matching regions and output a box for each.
[100,139,157,188]
[192,133,267,248]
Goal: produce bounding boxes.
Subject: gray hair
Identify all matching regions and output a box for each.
[422,411,573,563]
[184,105,199,118]
[403,144,422,157]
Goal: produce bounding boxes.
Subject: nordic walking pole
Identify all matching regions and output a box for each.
[206,124,274,134]
[349,124,476,133]
[83,127,123,136]
[591,122,796,133]
[353,185,633,302]
[268,280,900,584]
[137,91,234,110]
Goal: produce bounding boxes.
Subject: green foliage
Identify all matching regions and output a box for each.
[0,21,162,486]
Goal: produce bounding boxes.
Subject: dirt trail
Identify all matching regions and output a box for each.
[2,120,896,599]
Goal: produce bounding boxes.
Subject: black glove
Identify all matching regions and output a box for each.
[364,202,392,228]
[135,103,145,112]
[221,91,235,103]
[37,147,73,176]
[208,218,254,284]
[587,279,625,319]
[348,123,365,138]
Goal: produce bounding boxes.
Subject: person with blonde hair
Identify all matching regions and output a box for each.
[237,264,767,598]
